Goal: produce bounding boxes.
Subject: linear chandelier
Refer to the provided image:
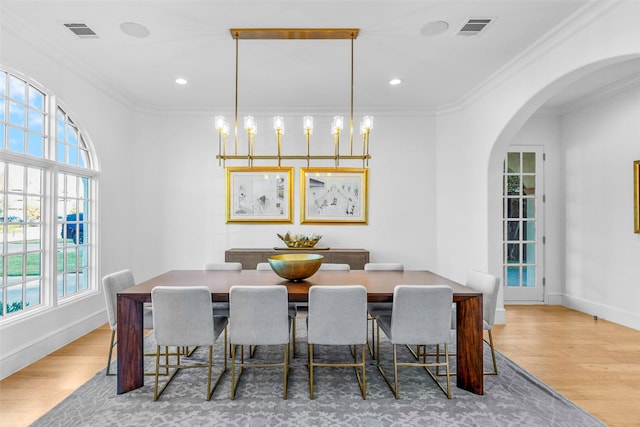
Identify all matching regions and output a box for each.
[215,28,373,168]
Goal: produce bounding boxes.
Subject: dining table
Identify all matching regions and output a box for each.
[116,269,484,395]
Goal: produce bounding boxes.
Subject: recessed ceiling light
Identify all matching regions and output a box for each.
[420,20,449,37]
[175,77,188,85]
[120,22,150,38]
[389,78,403,86]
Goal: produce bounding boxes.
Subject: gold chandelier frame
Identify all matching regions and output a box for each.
[215,28,372,168]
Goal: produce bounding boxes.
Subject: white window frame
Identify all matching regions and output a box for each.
[0,66,99,324]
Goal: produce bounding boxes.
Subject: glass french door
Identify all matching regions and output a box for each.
[503,147,544,302]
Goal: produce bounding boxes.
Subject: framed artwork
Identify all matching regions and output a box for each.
[635,160,640,233]
[226,166,294,223]
[300,167,368,224]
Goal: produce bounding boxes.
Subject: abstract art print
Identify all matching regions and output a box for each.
[226,167,293,223]
[300,168,367,224]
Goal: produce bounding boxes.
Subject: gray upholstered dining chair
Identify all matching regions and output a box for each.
[318,263,351,271]
[228,285,291,400]
[203,261,243,270]
[364,262,404,358]
[256,262,271,270]
[364,263,404,271]
[151,286,228,401]
[307,285,368,399]
[448,270,501,375]
[200,262,242,358]
[372,285,453,399]
[255,263,299,357]
[103,269,155,376]
[203,262,242,316]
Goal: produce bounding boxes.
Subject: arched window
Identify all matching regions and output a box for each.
[0,67,98,321]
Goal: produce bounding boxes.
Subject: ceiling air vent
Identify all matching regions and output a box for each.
[457,18,493,36]
[63,23,99,39]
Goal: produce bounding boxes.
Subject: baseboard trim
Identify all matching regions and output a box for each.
[0,311,105,380]
[562,294,640,331]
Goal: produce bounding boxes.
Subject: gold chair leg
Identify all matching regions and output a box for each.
[292,316,297,358]
[367,313,375,358]
[230,344,245,400]
[206,345,213,400]
[393,344,399,399]
[153,345,180,401]
[308,343,314,399]
[106,330,116,376]
[437,330,499,376]
[354,344,366,399]
[376,329,451,399]
[376,325,400,399]
[486,330,498,375]
[420,343,451,399]
[283,343,289,400]
[207,327,228,400]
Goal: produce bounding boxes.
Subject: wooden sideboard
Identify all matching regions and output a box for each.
[225,248,370,270]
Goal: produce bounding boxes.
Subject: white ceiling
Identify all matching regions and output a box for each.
[2,0,639,113]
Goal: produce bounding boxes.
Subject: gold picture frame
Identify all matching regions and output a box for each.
[300,167,368,224]
[635,160,640,233]
[226,166,294,223]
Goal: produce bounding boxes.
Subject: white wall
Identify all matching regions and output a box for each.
[137,112,438,274]
[560,85,640,328]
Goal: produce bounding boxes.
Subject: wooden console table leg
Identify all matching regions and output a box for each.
[117,294,144,394]
[455,294,484,395]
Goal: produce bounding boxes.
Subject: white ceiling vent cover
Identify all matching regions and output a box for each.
[457,18,493,36]
[63,23,99,38]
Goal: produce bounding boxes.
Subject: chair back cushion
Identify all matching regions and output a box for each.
[151,286,215,347]
[318,263,351,271]
[229,285,290,345]
[102,269,136,329]
[466,270,500,328]
[390,285,452,345]
[364,263,404,271]
[307,285,367,345]
[203,262,242,271]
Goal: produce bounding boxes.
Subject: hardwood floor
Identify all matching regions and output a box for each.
[1,305,639,426]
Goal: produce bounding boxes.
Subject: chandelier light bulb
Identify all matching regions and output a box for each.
[222,122,229,136]
[243,116,255,132]
[362,116,374,131]
[273,116,285,134]
[332,116,344,131]
[214,116,226,132]
[303,116,314,134]
[360,121,367,135]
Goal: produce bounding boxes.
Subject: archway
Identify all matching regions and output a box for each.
[487,55,640,321]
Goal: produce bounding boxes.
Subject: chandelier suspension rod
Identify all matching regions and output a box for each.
[234,33,239,156]
[350,33,354,156]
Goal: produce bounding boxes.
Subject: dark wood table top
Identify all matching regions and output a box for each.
[119,269,480,303]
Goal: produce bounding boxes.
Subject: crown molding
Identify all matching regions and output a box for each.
[443,0,620,114]
[536,71,640,117]
[1,8,139,112]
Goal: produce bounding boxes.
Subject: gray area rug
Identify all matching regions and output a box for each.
[32,319,605,427]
